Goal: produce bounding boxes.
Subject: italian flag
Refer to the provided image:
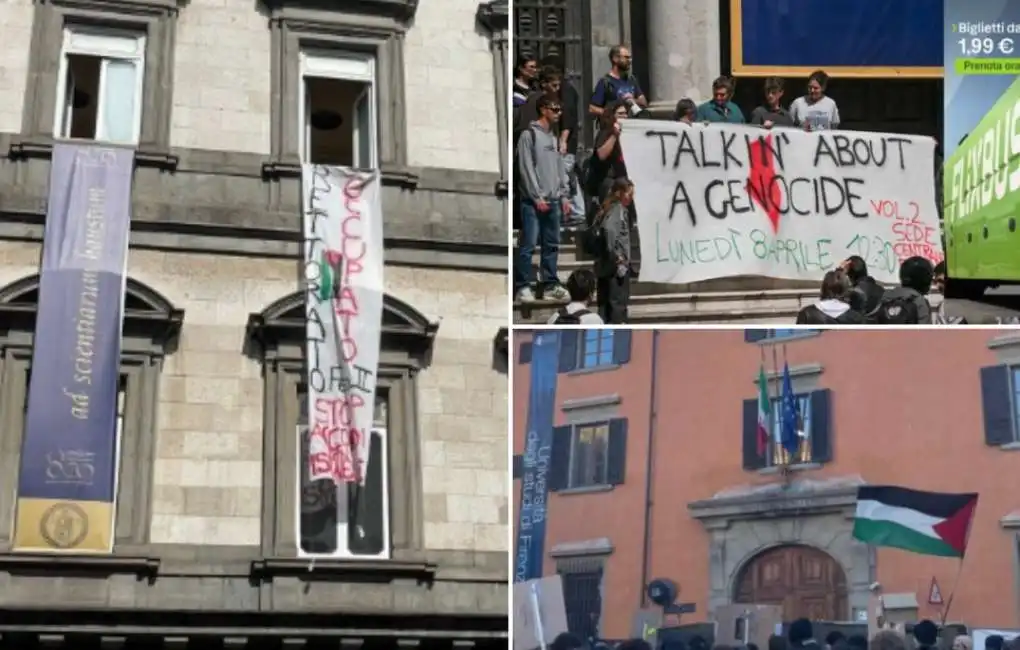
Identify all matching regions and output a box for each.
[852,485,978,558]
[756,365,770,455]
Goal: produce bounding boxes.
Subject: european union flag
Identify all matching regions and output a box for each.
[780,361,801,455]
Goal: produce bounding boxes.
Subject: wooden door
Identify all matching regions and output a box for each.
[734,545,848,621]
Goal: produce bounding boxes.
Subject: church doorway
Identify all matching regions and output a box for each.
[734,545,848,621]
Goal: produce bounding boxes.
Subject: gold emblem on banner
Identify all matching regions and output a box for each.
[40,503,90,549]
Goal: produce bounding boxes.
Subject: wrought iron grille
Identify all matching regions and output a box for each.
[514,0,592,146]
[560,569,603,641]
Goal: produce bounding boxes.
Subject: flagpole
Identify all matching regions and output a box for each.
[770,342,782,470]
[939,555,967,625]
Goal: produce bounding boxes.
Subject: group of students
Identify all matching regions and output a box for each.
[512,44,854,325]
[540,618,1011,650]
[795,255,955,325]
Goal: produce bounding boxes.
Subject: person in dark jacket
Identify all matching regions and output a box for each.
[796,269,864,324]
[912,620,939,650]
[593,177,634,324]
[841,255,885,315]
[788,619,819,650]
[750,77,794,128]
[825,633,845,650]
[769,636,789,650]
[873,255,934,324]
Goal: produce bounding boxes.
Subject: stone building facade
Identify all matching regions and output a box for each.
[0,0,509,646]
[513,329,1020,639]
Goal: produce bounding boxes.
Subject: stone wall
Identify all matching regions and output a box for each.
[0,240,507,553]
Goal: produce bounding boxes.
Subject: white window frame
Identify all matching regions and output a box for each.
[298,50,378,169]
[53,26,146,145]
[294,419,390,560]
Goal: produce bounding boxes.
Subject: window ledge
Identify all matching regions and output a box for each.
[567,364,621,377]
[988,333,1020,350]
[250,557,437,583]
[0,552,160,581]
[997,441,1020,451]
[8,138,180,172]
[260,159,421,189]
[754,332,821,345]
[756,462,822,475]
[556,484,615,496]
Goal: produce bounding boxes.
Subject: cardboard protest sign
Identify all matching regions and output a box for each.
[619,121,943,285]
[513,575,569,650]
[714,604,783,650]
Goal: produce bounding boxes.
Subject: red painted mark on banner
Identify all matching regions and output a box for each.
[746,134,781,233]
[333,177,366,363]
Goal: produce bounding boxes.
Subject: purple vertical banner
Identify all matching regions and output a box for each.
[13,144,134,553]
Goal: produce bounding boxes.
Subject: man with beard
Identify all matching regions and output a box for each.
[589,45,647,120]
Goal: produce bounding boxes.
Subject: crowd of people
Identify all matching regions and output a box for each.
[542,618,1014,650]
[512,44,945,325]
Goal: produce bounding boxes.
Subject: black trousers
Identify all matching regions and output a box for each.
[597,273,631,324]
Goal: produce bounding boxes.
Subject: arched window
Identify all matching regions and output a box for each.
[0,274,183,550]
[247,291,437,561]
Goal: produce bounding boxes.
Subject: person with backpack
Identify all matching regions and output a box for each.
[840,255,885,315]
[515,93,572,303]
[593,178,634,324]
[547,269,603,324]
[871,255,934,324]
[583,100,630,227]
[588,45,647,120]
[515,65,584,226]
[795,269,865,324]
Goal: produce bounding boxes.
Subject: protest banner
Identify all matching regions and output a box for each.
[619,120,943,285]
[513,575,569,650]
[301,166,383,486]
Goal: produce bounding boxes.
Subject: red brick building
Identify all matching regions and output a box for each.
[512,329,1020,640]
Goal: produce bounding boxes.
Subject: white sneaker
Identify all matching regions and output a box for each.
[543,285,570,302]
[516,287,536,303]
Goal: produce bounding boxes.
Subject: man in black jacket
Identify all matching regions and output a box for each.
[842,255,885,315]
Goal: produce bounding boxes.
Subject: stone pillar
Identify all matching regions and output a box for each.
[646,0,722,109]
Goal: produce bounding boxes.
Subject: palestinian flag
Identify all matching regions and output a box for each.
[852,486,978,558]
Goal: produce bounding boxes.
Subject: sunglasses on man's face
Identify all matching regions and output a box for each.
[546,106,562,113]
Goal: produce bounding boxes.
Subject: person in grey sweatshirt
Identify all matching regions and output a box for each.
[514,93,572,303]
[593,177,633,323]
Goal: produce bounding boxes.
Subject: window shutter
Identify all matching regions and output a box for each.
[607,418,629,485]
[809,389,832,463]
[742,398,766,470]
[745,330,768,343]
[518,341,533,364]
[558,332,579,373]
[612,330,632,365]
[980,365,1014,446]
[513,453,523,479]
[349,430,384,554]
[549,425,572,491]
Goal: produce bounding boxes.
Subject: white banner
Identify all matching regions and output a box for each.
[302,166,383,485]
[619,120,944,284]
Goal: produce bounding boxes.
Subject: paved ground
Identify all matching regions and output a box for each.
[946,286,1020,324]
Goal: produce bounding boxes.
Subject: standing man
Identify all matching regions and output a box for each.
[515,94,572,303]
[589,45,647,119]
[513,53,538,108]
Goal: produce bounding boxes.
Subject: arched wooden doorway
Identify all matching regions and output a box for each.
[734,545,848,621]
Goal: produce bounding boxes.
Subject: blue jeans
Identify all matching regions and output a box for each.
[514,198,561,293]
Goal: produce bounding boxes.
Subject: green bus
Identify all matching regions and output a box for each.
[944,76,1020,298]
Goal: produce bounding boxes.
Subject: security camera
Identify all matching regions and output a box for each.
[869,582,882,592]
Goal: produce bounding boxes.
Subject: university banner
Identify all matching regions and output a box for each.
[13,144,133,553]
[301,166,383,487]
[619,120,943,285]
[730,0,942,77]
[514,332,559,583]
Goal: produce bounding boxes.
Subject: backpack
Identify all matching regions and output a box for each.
[872,294,921,325]
[578,209,609,256]
[553,307,590,325]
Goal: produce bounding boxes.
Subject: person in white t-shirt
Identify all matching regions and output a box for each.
[790,70,840,132]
